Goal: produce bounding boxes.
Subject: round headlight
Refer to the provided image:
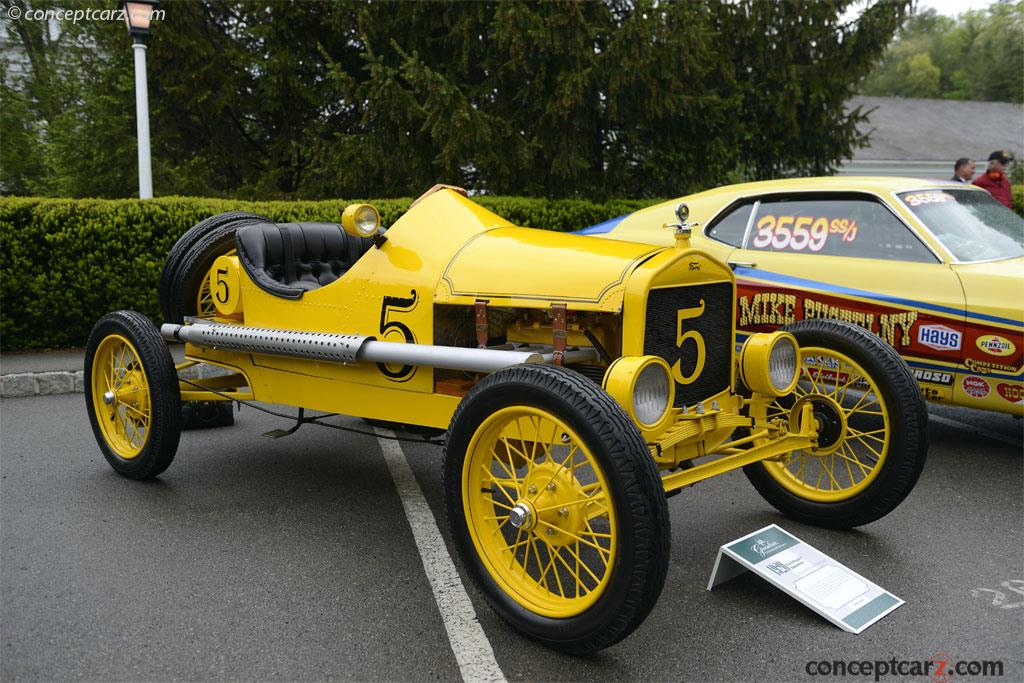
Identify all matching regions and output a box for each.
[634,362,671,426]
[342,203,380,238]
[768,335,798,392]
[603,356,675,431]
[739,332,800,397]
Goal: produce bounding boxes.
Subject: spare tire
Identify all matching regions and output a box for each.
[159,211,269,323]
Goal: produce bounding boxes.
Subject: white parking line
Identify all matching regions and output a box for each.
[929,415,1021,447]
[375,428,507,683]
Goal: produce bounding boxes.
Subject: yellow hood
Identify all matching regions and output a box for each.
[434,226,663,311]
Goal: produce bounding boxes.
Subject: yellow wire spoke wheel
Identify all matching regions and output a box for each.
[91,334,152,460]
[85,311,182,480]
[745,319,927,529]
[463,406,617,617]
[444,364,669,655]
[762,346,890,502]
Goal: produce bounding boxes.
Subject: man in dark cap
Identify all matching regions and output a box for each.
[972,150,1014,208]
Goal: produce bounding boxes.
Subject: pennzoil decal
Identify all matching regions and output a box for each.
[976,334,1016,357]
[918,324,961,351]
[962,375,990,399]
[997,383,1024,404]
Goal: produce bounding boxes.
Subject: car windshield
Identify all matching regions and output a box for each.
[898,189,1024,262]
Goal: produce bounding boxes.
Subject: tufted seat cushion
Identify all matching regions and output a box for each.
[235,222,375,299]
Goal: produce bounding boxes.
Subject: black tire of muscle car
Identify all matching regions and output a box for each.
[84,310,182,480]
[159,211,270,323]
[443,364,670,655]
[744,319,928,528]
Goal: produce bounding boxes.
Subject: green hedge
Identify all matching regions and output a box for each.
[0,196,658,350]
[1014,185,1024,217]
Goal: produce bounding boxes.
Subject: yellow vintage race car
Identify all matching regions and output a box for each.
[583,177,1024,416]
[84,188,926,654]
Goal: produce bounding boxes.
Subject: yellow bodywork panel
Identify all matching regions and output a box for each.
[436,227,661,311]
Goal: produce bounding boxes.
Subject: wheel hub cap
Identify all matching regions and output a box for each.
[509,502,534,530]
[102,390,116,405]
[790,393,847,456]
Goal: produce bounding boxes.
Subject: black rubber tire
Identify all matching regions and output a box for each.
[84,310,182,480]
[443,364,670,654]
[159,211,269,323]
[743,319,928,528]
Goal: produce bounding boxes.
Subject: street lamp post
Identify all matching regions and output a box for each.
[122,0,159,199]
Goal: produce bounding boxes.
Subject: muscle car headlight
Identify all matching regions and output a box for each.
[342,203,381,238]
[603,356,674,431]
[739,332,800,397]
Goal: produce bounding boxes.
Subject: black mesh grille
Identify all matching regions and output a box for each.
[643,282,733,407]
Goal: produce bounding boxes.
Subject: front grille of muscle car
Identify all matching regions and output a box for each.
[643,282,734,408]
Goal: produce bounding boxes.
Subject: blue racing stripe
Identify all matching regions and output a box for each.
[574,214,628,235]
[733,266,1023,329]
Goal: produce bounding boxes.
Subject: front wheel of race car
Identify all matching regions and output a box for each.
[744,319,927,529]
[85,310,182,480]
[444,364,670,654]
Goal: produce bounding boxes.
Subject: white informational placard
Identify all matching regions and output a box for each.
[707,524,903,634]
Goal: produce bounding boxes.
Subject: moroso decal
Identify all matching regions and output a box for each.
[913,368,954,386]
[997,383,1024,403]
[976,334,1017,357]
[962,375,990,399]
[918,324,962,351]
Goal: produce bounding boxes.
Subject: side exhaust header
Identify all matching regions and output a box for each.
[161,320,547,374]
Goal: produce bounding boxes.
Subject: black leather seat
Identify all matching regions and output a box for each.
[235,222,374,299]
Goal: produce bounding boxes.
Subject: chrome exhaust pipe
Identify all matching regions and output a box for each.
[161,321,546,374]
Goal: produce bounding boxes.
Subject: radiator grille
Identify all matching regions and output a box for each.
[642,282,733,407]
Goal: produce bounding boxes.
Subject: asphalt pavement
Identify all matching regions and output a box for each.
[1,393,1021,682]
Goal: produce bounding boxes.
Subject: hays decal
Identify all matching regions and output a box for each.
[917,324,962,351]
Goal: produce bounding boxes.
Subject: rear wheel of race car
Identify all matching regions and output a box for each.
[85,310,182,480]
[444,364,670,654]
[159,211,269,323]
[744,319,927,528]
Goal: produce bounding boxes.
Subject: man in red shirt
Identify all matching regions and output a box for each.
[972,150,1014,208]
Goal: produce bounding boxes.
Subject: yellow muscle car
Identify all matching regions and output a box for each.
[84,188,926,653]
[583,177,1024,416]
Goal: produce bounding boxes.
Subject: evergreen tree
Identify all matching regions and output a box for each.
[2,0,911,199]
